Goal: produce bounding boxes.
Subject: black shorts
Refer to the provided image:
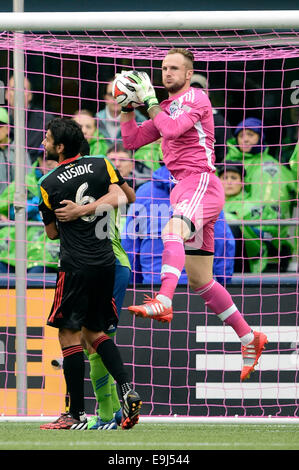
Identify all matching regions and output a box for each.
[47,264,118,332]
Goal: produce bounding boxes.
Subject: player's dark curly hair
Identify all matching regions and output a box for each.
[47,117,84,159]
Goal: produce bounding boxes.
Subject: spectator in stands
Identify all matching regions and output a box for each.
[218,160,294,273]
[0,106,31,195]
[224,117,296,222]
[107,144,151,190]
[0,148,59,273]
[133,139,163,172]
[122,164,235,285]
[0,107,16,195]
[190,73,232,164]
[96,77,146,148]
[73,109,108,156]
[5,76,54,164]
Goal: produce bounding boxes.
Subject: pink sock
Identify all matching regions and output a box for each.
[195,280,252,340]
[159,233,185,301]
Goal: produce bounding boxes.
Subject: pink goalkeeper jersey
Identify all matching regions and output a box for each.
[121,86,216,181]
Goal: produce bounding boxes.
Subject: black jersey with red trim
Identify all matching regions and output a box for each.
[38,154,121,270]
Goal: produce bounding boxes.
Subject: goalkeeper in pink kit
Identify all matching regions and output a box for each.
[118,48,267,381]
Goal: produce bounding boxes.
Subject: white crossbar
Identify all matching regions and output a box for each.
[0,11,299,31]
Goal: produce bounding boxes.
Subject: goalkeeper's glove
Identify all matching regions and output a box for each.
[123,71,159,112]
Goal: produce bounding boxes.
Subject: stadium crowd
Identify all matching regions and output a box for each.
[0,70,297,279]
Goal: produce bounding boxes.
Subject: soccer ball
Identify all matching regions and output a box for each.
[112,74,141,108]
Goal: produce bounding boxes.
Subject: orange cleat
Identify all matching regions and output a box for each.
[241,331,268,381]
[128,295,173,323]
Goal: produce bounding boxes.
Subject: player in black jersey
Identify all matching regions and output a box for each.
[38,118,141,430]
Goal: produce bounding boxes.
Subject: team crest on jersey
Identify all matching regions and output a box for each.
[169,100,180,115]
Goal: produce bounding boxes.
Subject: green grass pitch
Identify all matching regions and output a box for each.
[0,422,299,450]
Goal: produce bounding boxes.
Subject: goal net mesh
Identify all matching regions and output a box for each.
[0,27,298,417]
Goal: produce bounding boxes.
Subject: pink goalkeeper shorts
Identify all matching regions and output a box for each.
[170,172,225,253]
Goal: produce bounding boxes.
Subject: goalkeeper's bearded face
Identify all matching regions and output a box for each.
[162,53,193,95]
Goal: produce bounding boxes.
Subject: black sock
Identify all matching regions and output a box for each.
[62,345,85,420]
[92,335,130,394]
